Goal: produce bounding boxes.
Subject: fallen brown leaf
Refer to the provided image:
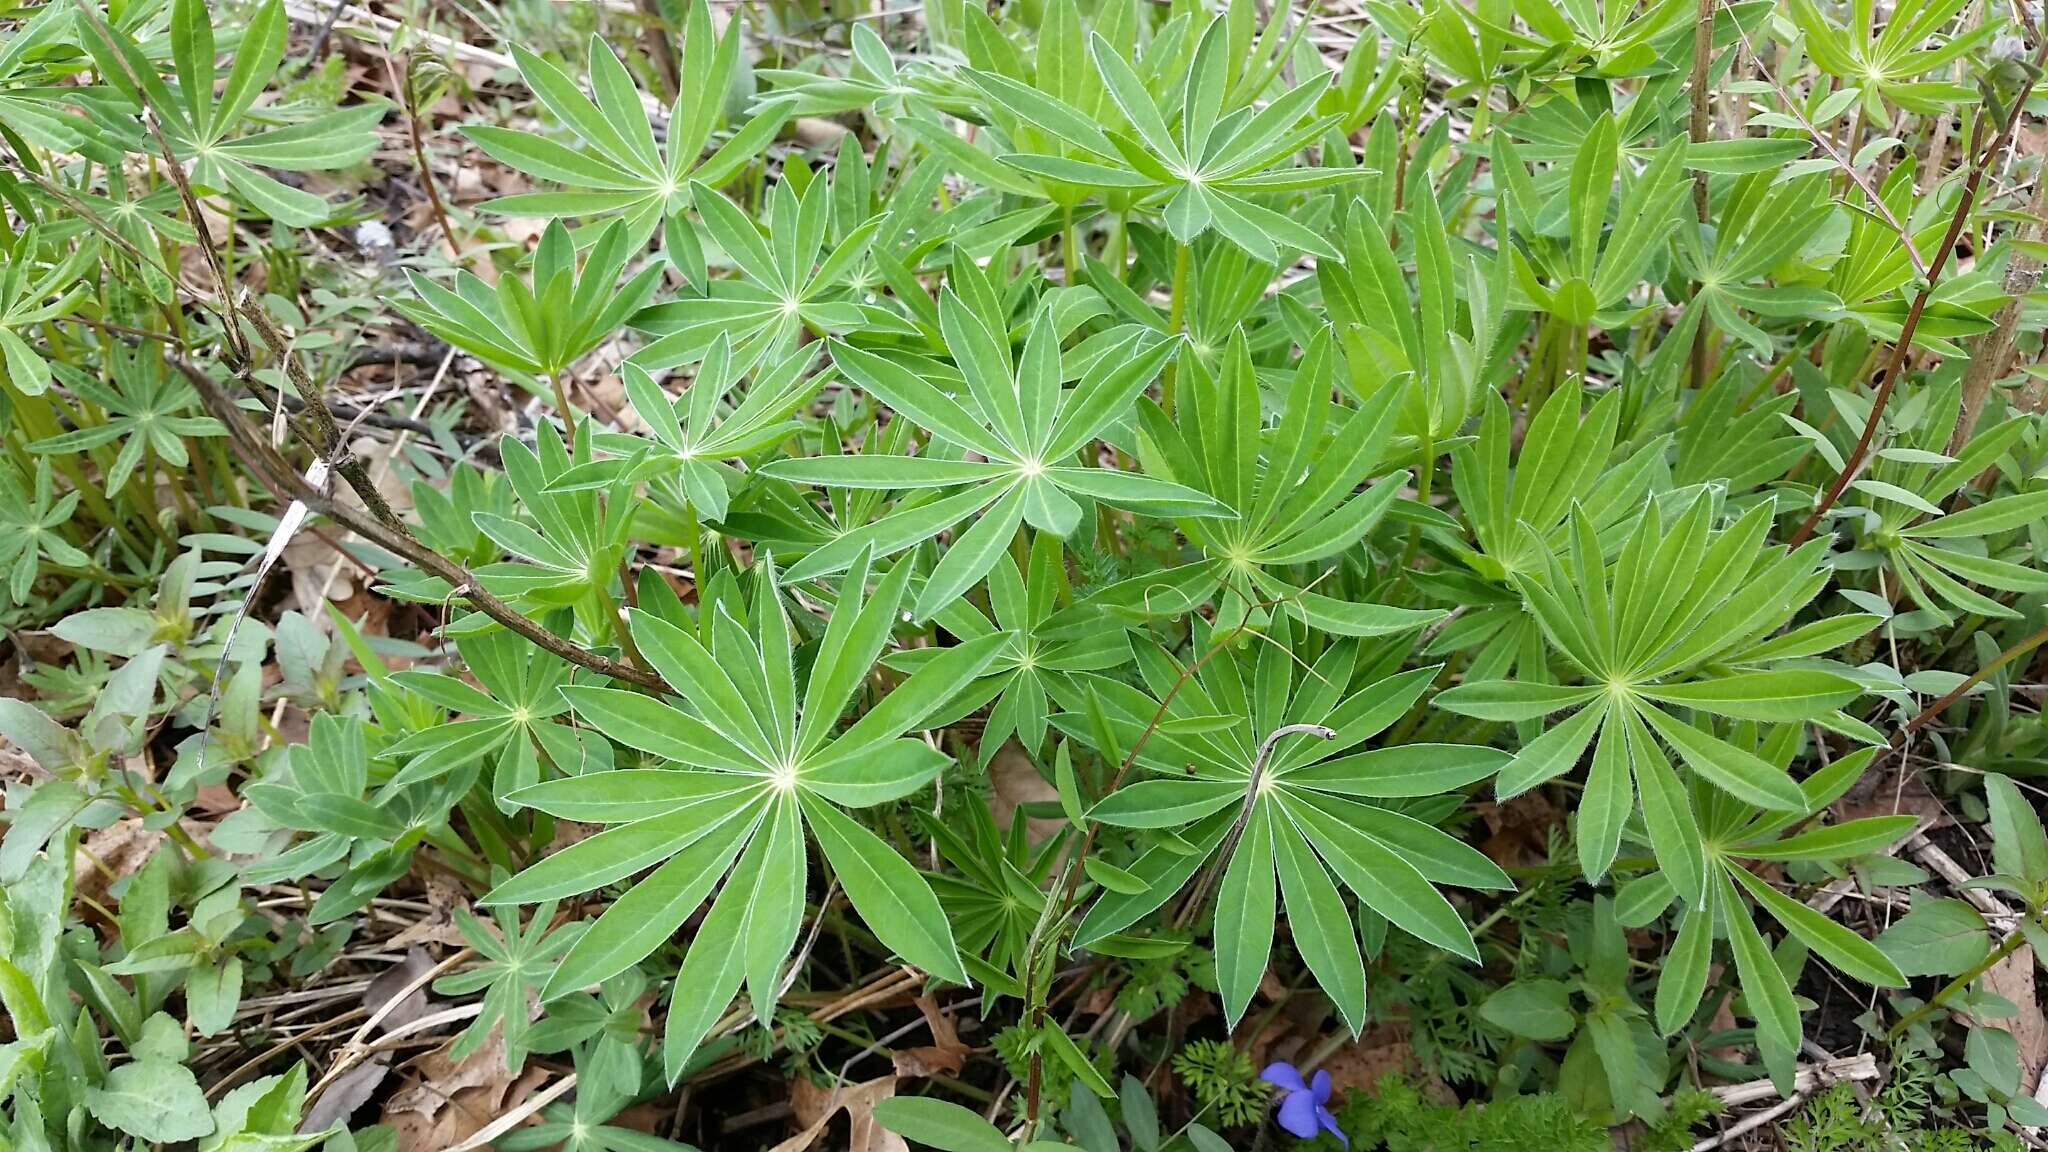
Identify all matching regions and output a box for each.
[362,948,438,1036]
[894,995,969,1077]
[74,818,165,912]
[891,1045,965,1078]
[1972,942,2046,1093]
[1476,792,1562,870]
[390,874,469,949]
[381,1030,544,1152]
[987,742,1064,843]
[774,1076,906,1152]
[298,1057,388,1135]
[1835,761,1945,826]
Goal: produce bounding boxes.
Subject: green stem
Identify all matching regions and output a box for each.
[599,583,648,674]
[543,372,574,423]
[1402,424,1435,571]
[1161,241,1191,417]
[1061,204,1083,287]
[683,499,703,601]
[1508,320,1552,411]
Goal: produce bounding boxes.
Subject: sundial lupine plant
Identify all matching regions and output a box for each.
[6,0,2048,1145]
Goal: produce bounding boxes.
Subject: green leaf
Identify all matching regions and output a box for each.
[1578,702,1629,882]
[1624,704,1707,910]
[1635,703,1805,811]
[487,798,751,904]
[1639,671,1861,723]
[1042,1020,1115,1098]
[1727,865,1905,987]
[1682,138,1812,173]
[1288,796,1478,961]
[1968,1026,2022,1098]
[1083,856,1149,895]
[1481,979,1576,1041]
[803,739,952,807]
[1737,815,1919,862]
[506,767,749,822]
[1656,894,1715,1036]
[802,794,967,983]
[1495,700,1603,799]
[1985,774,2048,887]
[874,1097,1013,1152]
[186,957,242,1037]
[1719,869,1801,1055]
[1902,490,2048,538]
[1214,805,1276,1027]
[1436,680,1602,723]
[1274,815,1367,1034]
[1876,899,1991,977]
[662,836,763,1083]
[1279,744,1506,797]
[544,810,756,999]
[86,1059,214,1142]
[1087,779,1242,828]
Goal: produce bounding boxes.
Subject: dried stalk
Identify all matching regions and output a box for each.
[171,356,668,691]
[1789,37,2048,546]
[1951,166,2048,451]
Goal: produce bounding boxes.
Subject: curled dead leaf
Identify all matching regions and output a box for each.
[774,1076,906,1152]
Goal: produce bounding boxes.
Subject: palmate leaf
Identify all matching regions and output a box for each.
[1832,391,2048,622]
[1593,743,1914,1053]
[1117,325,1443,637]
[760,287,1224,616]
[755,23,964,119]
[489,550,1003,1081]
[546,334,820,525]
[1322,187,1521,442]
[392,218,661,386]
[384,624,608,810]
[464,2,788,254]
[29,343,223,496]
[918,789,1068,991]
[1051,613,1509,1032]
[434,896,582,1069]
[625,172,906,369]
[433,421,638,614]
[0,228,99,397]
[0,458,89,607]
[1429,379,1667,686]
[1674,171,1842,357]
[1498,113,1691,324]
[1788,0,1994,116]
[1438,493,1873,904]
[81,0,381,225]
[884,531,1134,765]
[975,20,1358,261]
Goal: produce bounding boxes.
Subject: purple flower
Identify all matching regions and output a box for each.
[1261,1061,1346,1148]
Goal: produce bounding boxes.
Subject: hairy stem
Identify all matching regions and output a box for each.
[172,356,669,691]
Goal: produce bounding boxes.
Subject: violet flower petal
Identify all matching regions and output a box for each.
[1261,1061,1308,1094]
[1275,1090,1321,1139]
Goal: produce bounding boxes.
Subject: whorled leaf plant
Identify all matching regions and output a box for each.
[485,550,1004,1081]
